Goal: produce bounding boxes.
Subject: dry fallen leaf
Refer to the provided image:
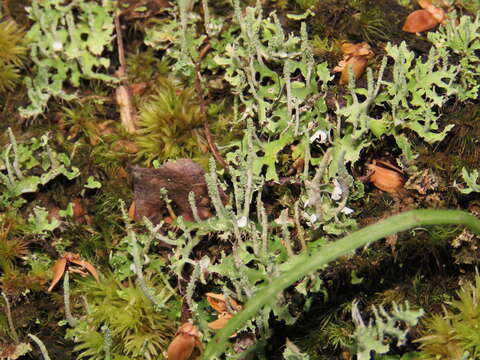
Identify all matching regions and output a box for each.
[206,293,242,313]
[402,0,445,33]
[48,258,67,292]
[333,42,374,85]
[207,312,233,330]
[167,323,203,360]
[367,160,406,193]
[48,253,100,292]
[206,293,242,331]
[0,342,32,359]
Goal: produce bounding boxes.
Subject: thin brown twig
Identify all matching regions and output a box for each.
[194,61,227,169]
[114,14,127,81]
[114,12,137,133]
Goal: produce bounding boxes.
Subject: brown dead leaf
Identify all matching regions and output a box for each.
[112,140,139,153]
[367,160,406,193]
[130,82,148,96]
[167,323,202,360]
[206,293,242,313]
[333,42,374,85]
[0,342,32,359]
[48,253,100,292]
[402,0,446,33]
[207,313,232,330]
[128,201,136,220]
[69,258,100,282]
[98,120,116,136]
[48,258,67,292]
[206,293,242,331]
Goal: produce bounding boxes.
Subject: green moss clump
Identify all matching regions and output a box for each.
[416,273,480,359]
[0,19,26,92]
[135,78,208,166]
[67,274,177,360]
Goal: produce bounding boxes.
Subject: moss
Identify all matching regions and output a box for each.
[0,19,26,93]
[416,273,480,359]
[135,77,210,166]
[309,0,408,46]
[67,274,178,360]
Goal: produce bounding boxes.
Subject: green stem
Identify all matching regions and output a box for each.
[203,209,480,358]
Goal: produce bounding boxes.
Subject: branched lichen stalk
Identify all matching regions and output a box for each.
[130,231,168,310]
[28,334,52,360]
[63,271,78,327]
[188,191,202,222]
[102,326,112,360]
[2,291,19,343]
[7,128,23,179]
[203,209,480,358]
[201,0,211,36]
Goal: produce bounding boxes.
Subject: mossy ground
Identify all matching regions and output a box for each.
[0,0,479,359]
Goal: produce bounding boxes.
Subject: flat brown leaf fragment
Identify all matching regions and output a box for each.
[69,258,100,282]
[402,0,446,33]
[367,160,406,193]
[207,313,232,330]
[48,253,100,291]
[167,323,203,360]
[206,293,242,313]
[0,342,32,359]
[333,42,374,85]
[48,258,67,292]
[206,293,242,331]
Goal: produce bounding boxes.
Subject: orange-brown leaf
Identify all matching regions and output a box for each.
[167,333,195,360]
[367,160,406,193]
[206,293,228,313]
[208,312,233,330]
[48,258,67,292]
[69,259,100,282]
[206,293,241,313]
[417,0,433,9]
[340,57,369,85]
[402,9,439,33]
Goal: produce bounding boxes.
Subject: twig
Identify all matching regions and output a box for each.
[114,14,127,81]
[114,12,137,133]
[2,291,19,343]
[194,62,227,168]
